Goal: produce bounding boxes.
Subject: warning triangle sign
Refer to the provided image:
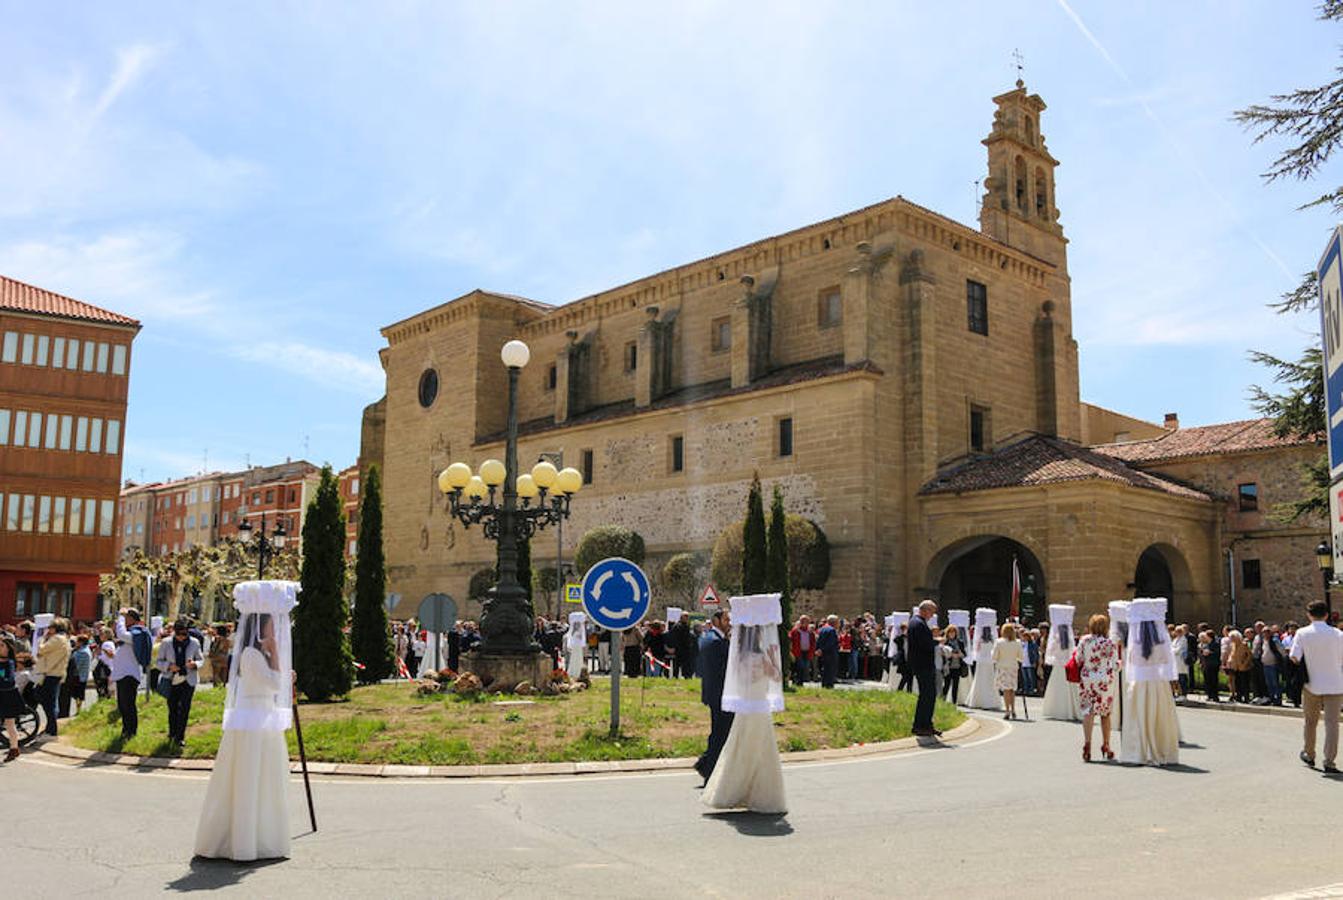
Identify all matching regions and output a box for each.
[698,584,721,607]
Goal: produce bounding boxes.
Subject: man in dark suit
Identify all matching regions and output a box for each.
[908,600,941,737]
[817,615,840,688]
[695,609,733,786]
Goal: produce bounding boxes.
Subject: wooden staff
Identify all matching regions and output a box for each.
[292,687,317,832]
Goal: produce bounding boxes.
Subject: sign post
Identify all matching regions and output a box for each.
[1320,227,1343,586]
[581,557,651,738]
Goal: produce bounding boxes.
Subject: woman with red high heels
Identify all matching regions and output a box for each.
[1076,614,1120,762]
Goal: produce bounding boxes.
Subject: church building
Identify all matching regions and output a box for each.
[367,81,1324,627]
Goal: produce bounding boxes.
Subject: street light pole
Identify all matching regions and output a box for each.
[1317,540,1334,624]
[239,512,287,579]
[438,340,584,658]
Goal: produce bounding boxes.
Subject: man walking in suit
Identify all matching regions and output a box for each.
[909,600,941,737]
[817,615,840,688]
[695,609,733,787]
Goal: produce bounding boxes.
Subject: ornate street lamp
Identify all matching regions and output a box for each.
[238,512,287,579]
[1316,540,1334,623]
[438,339,583,656]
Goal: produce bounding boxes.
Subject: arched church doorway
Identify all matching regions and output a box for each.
[928,536,1046,624]
[1132,543,1192,622]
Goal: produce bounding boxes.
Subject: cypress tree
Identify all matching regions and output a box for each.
[766,484,793,680]
[293,465,353,701]
[350,465,395,684]
[741,473,767,594]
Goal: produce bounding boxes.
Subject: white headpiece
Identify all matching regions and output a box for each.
[567,611,587,649]
[973,607,997,658]
[947,609,970,641]
[1126,598,1174,682]
[888,611,911,658]
[1108,600,1129,644]
[722,594,784,714]
[224,580,299,732]
[32,612,54,655]
[667,607,683,623]
[1045,604,1075,666]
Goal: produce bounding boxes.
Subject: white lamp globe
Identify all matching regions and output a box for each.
[516,473,539,499]
[440,462,473,492]
[556,467,583,495]
[530,460,558,489]
[478,458,506,487]
[465,476,488,499]
[501,340,530,369]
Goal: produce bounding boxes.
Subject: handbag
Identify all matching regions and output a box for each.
[155,675,173,699]
[1064,648,1082,684]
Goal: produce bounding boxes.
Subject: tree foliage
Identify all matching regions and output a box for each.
[350,465,395,684]
[1235,3,1337,521]
[711,513,831,596]
[660,552,708,607]
[468,567,497,602]
[573,525,646,575]
[741,473,768,594]
[766,485,793,679]
[293,465,353,702]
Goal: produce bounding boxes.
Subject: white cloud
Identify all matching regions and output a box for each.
[230,341,384,397]
[92,42,163,119]
[0,229,215,321]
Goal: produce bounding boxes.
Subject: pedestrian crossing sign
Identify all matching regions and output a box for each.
[565,583,583,603]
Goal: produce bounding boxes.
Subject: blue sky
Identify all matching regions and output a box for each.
[0,1,1335,482]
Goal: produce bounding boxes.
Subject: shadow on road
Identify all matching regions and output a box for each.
[166,857,288,892]
[702,811,794,837]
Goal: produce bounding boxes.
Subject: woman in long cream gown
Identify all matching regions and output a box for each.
[703,594,787,815]
[195,581,299,861]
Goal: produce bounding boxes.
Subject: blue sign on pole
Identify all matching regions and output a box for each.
[581,557,651,632]
[1319,225,1343,481]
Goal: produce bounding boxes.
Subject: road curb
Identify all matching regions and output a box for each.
[33,716,982,779]
[1178,697,1305,719]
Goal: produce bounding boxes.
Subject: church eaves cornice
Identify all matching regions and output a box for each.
[380,195,1059,347]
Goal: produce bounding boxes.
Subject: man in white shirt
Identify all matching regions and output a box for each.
[1288,600,1343,773]
[112,609,150,740]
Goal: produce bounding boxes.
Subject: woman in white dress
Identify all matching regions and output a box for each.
[195,581,299,861]
[564,612,587,679]
[1042,603,1083,721]
[965,608,1000,710]
[992,623,1023,720]
[1119,598,1180,767]
[703,593,787,815]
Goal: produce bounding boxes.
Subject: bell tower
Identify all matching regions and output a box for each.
[979,80,1067,269]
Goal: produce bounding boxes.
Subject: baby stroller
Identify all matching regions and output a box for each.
[1,696,43,751]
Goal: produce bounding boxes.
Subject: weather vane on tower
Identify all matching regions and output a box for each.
[1012,47,1025,86]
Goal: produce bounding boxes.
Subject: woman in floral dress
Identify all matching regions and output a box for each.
[1076,613,1120,762]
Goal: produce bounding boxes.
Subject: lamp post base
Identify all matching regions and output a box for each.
[461,651,554,693]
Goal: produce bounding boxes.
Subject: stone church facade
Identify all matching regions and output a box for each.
[367,81,1326,627]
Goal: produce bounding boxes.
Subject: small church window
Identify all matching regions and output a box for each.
[1014,156,1027,211]
[970,405,990,453]
[624,341,637,373]
[711,316,731,353]
[1024,115,1035,146]
[817,287,842,328]
[546,363,557,391]
[1035,166,1048,217]
[967,280,988,336]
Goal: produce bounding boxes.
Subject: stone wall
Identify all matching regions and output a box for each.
[1141,444,1327,625]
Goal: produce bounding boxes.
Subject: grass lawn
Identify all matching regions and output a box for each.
[62,678,965,765]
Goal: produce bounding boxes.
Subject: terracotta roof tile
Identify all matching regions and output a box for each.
[919,434,1211,501]
[1094,418,1319,463]
[0,274,140,327]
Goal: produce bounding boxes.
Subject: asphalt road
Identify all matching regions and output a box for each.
[5,705,1341,899]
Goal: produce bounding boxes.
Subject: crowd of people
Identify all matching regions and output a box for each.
[5,598,1342,777]
[0,611,238,755]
